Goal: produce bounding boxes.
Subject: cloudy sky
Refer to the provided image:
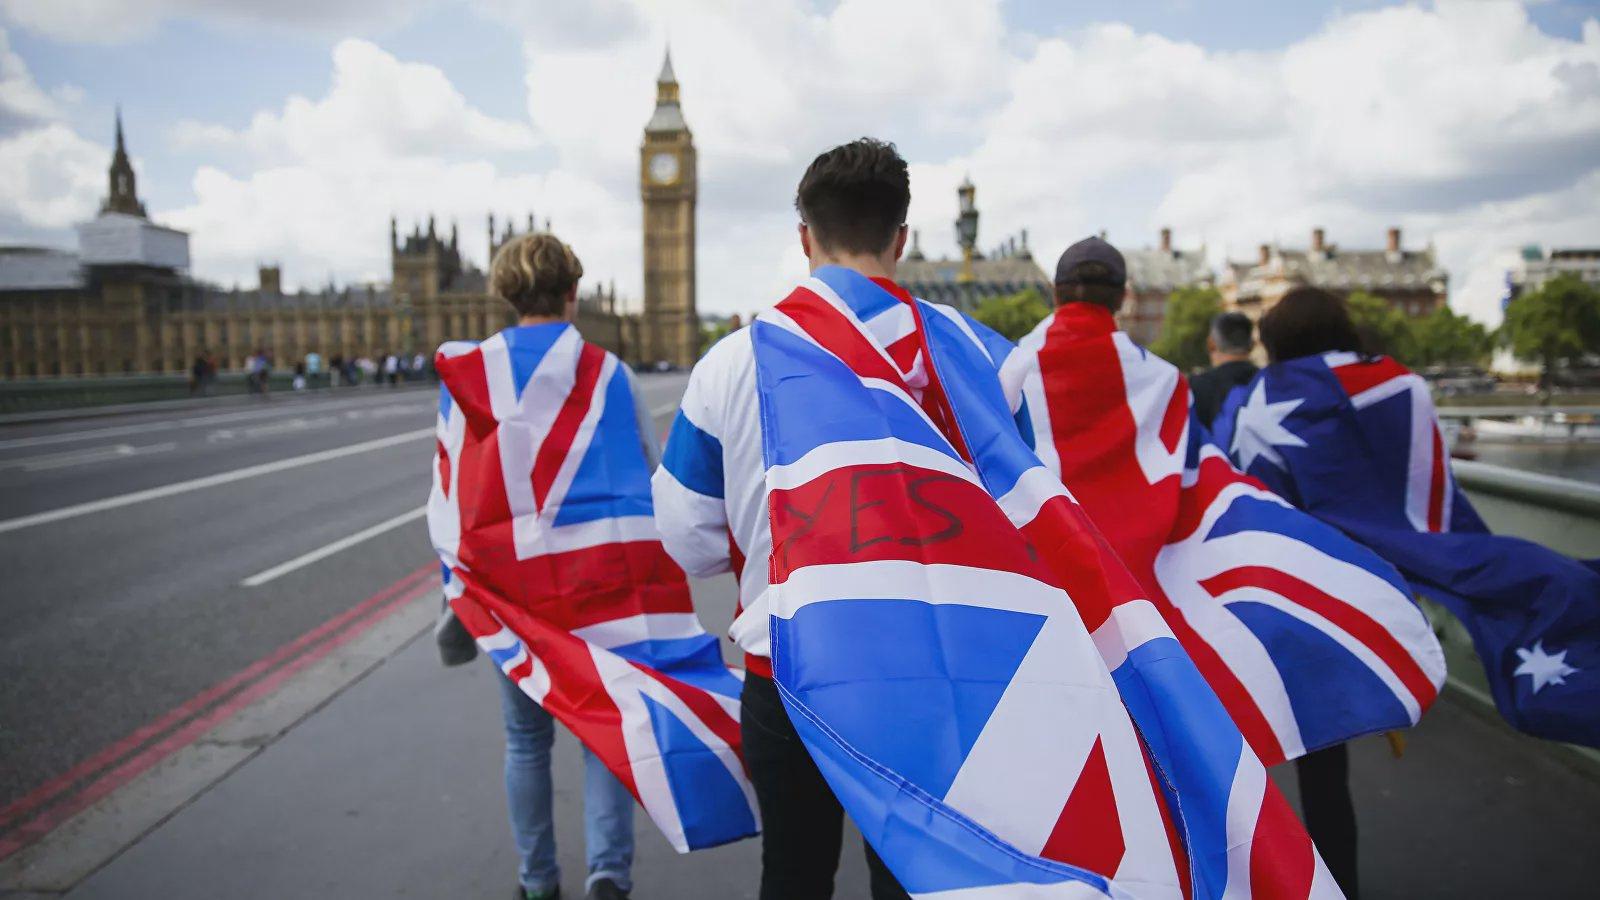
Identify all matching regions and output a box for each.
[1,0,1596,324]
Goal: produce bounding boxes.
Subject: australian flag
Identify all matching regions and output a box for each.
[428,323,759,852]
[1215,351,1600,748]
[753,266,1340,898]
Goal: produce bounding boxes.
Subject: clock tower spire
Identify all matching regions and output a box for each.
[640,47,698,368]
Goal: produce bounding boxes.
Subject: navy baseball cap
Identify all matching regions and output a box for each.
[1054,236,1127,286]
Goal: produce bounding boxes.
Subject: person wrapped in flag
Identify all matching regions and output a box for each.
[655,139,1342,899]
[1214,287,1600,751]
[427,233,758,900]
[999,238,1445,899]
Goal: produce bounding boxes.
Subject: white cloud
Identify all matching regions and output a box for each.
[160,40,562,291]
[0,26,102,232]
[172,39,536,165]
[0,122,105,227]
[0,24,59,128]
[0,0,428,44]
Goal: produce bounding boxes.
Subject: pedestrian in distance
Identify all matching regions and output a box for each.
[384,351,400,386]
[1189,311,1258,429]
[189,354,207,396]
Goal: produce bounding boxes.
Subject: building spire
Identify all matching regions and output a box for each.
[103,105,146,218]
[658,46,676,85]
[649,44,684,121]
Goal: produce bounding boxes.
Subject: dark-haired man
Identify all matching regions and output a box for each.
[652,138,919,900]
[1189,311,1258,429]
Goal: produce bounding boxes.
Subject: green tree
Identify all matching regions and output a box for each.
[972,287,1050,341]
[1345,291,1417,365]
[1411,305,1493,368]
[1149,286,1222,372]
[1501,273,1600,386]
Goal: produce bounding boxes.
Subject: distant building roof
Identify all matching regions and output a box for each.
[76,211,190,270]
[0,247,85,291]
[1125,246,1211,292]
[899,254,1050,312]
[1224,229,1445,300]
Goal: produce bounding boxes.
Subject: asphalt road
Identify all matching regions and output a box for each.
[0,376,690,810]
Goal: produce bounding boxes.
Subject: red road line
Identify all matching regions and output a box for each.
[0,564,436,857]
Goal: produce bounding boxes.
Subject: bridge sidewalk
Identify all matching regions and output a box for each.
[11,586,1600,899]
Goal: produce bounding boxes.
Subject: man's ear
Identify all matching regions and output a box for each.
[565,285,579,320]
[799,223,813,260]
[1206,334,1217,353]
[892,225,909,261]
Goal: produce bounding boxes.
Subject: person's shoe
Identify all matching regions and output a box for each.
[518,886,560,900]
[586,878,629,900]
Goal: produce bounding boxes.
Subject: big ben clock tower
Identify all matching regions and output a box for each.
[640,50,698,368]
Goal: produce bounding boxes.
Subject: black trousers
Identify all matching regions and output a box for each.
[1296,743,1358,899]
[741,672,911,900]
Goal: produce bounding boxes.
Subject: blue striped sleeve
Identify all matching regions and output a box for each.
[663,408,725,499]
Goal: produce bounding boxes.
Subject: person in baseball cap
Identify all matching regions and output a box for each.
[1052,235,1127,312]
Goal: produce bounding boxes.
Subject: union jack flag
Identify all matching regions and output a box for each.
[1002,309,1445,765]
[428,323,759,852]
[755,266,1338,899]
[1215,351,1600,749]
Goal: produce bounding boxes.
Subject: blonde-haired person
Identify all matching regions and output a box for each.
[435,233,658,900]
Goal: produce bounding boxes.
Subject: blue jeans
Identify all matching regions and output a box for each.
[494,666,634,894]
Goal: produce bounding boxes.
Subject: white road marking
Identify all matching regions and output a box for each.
[0,396,428,452]
[240,505,428,587]
[0,442,178,472]
[207,415,342,442]
[651,402,679,417]
[0,428,434,535]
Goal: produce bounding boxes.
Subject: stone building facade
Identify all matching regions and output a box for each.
[1220,226,1448,323]
[1,116,639,381]
[1119,227,1213,346]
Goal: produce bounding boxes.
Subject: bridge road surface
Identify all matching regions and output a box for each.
[0,376,689,816]
[5,374,1600,898]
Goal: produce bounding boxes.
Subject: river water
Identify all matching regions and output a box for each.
[1470,442,1600,483]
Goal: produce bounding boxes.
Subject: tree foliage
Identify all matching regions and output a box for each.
[972,288,1051,341]
[1345,291,1417,364]
[1149,286,1222,372]
[1411,305,1493,368]
[1500,273,1600,381]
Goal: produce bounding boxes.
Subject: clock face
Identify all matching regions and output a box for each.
[649,152,680,185]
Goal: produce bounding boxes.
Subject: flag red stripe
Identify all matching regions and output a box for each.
[464,540,694,631]
[1248,780,1318,900]
[769,463,1045,584]
[1427,426,1446,532]
[1331,357,1408,398]
[1159,376,1189,455]
[1039,737,1126,875]
[532,342,606,510]
[778,288,908,391]
[1202,565,1439,709]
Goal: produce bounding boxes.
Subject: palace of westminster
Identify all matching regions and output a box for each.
[0,55,1445,381]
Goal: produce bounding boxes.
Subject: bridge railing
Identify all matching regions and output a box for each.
[1426,460,1600,772]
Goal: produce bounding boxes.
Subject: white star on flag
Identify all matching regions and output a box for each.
[1514,641,1579,694]
[1230,379,1308,471]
